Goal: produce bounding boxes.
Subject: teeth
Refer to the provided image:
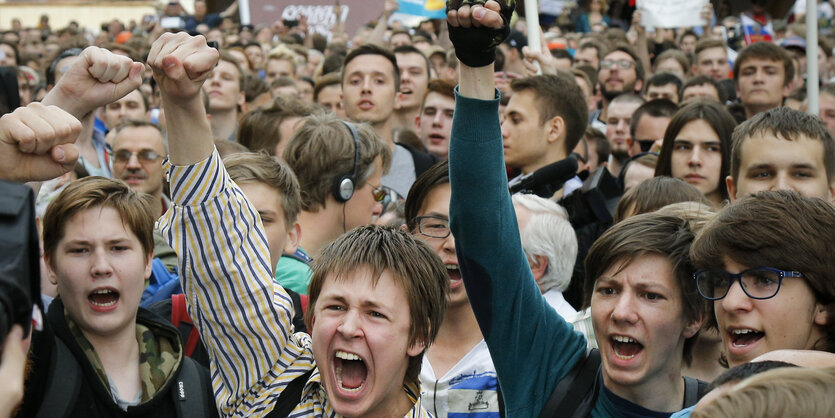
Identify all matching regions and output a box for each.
[612,335,636,343]
[335,351,361,361]
[445,264,458,270]
[93,289,113,295]
[732,329,757,335]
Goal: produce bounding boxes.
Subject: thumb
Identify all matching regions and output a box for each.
[52,143,79,166]
[111,62,145,101]
[162,55,187,81]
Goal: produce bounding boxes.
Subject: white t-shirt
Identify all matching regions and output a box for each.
[543,289,578,319]
[420,340,500,418]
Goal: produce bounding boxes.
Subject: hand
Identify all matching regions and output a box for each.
[147,32,219,105]
[700,2,714,24]
[0,102,82,183]
[42,46,144,120]
[521,46,557,77]
[385,0,399,17]
[0,326,26,418]
[631,10,645,34]
[447,0,514,67]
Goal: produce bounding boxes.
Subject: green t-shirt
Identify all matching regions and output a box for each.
[274,248,313,295]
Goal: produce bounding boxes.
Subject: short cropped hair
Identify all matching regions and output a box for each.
[394,45,431,77]
[585,212,707,364]
[730,107,835,181]
[733,41,794,88]
[305,225,449,383]
[342,44,400,92]
[691,366,835,418]
[283,113,392,211]
[608,43,645,84]
[313,72,341,102]
[655,100,737,200]
[511,74,589,154]
[43,177,155,262]
[511,194,577,293]
[694,38,727,59]
[653,49,690,76]
[237,96,316,155]
[708,360,797,392]
[690,191,835,353]
[680,75,726,103]
[614,176,710,223]
[223,152,302,227]
[423,78,456,103]
[629,98,679,139]
[644,72,683,95]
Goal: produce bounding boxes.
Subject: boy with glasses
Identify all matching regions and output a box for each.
[690,190,835,368]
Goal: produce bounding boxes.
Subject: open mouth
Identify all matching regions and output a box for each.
[446,264,462,286]
[334,350,367,392]
[611,335,643,360]
[729,329,764,348]
[428,134,446,145]
[88,288,120,310]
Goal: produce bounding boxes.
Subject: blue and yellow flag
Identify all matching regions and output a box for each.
[399,0,447,19]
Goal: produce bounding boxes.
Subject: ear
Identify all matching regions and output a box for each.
[682,315,704,339]
[829,181,835,204]
[144,250,155,281]
[726,175,738,202]
[237,91,246,109]
[782,79,794,98]
[814,303,829,327]
[43,253,58,285]
[394,91,404,110]
[407,338,426,357]
[546,115,565,144]
[529,254,549,281]
[282,222,301,254]
[634,79,643,94]
[414,114,421,130]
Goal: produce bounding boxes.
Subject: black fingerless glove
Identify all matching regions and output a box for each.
[447,0,516,67]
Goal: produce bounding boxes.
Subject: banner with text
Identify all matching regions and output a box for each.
[636,0,708,29]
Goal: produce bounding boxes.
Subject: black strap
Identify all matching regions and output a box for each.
[173,357,210,418]
[537,348,602,418]
[399,143,440,177]
[683,376,707,408]
[36,338,81,418]
[267,369,315,417]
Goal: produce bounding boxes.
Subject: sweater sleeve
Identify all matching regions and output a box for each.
[448,89,587,417]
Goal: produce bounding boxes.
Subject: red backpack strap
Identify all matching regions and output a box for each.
[185,327,201,357]
[171,293,186,326]
[299,294,308,314]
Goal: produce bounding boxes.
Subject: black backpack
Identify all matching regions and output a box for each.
[537,348,706,417]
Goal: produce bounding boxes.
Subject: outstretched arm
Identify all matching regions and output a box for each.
[447,1,586,415]
[151,33,312,415]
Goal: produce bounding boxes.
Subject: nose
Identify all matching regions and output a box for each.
[126,152,142,169]
[688,146,702,166]
[773,172,790,191]
[361,75,372,93]
[442,233,456,255]
[432,111,443,126]
[501,120,510,139]
[720,280,753,314]
[610,293,639,324]
[336,310,363,338]
[616,118,628,132]
[90,248,113,278]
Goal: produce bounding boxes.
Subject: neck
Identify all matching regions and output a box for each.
[436,301,482,343]
[604,364,686,413]
[683,333,724,382]
[744,101,780,120]
[82,320,141,396]
[371,117,395,151]
[298,207,342,258]
[600,100,610,121]
[209,108,238,140]
[706,190,723,209]
[392,107,419,132]
[606,155,624,177]
[149,190,164,219]
[522,151,569,175]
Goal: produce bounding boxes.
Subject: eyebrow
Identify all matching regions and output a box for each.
[421,212,449,219]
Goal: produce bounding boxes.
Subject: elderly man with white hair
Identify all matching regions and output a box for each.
[512,193,578,319]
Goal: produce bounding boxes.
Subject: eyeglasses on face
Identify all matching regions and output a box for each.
[694,267,803,301]
[412,215,451,239]
[600,59,635,70]
[112,149,162,164]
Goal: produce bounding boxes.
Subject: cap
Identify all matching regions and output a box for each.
[779,36,806,52]
[504,30,528,53]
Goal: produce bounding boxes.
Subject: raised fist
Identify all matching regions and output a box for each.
[147,32,219,104]
[447,0,515,67]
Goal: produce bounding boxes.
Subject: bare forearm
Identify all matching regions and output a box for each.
[163,97,214,165]
[458,63,496,100]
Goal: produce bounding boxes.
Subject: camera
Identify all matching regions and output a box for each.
[0,180,40,344]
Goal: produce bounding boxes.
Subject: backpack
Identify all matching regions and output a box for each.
[36,335,210,418]
[537,348,706,417]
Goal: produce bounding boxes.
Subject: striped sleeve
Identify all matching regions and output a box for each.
[158,149,313,415]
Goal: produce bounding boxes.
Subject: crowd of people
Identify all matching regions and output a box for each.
[1,0,835,417]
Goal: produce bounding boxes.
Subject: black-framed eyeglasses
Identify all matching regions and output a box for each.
[413,215,451,239]
[112,149,162,164]
[600,59,635,70]
[694,267,804,301]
